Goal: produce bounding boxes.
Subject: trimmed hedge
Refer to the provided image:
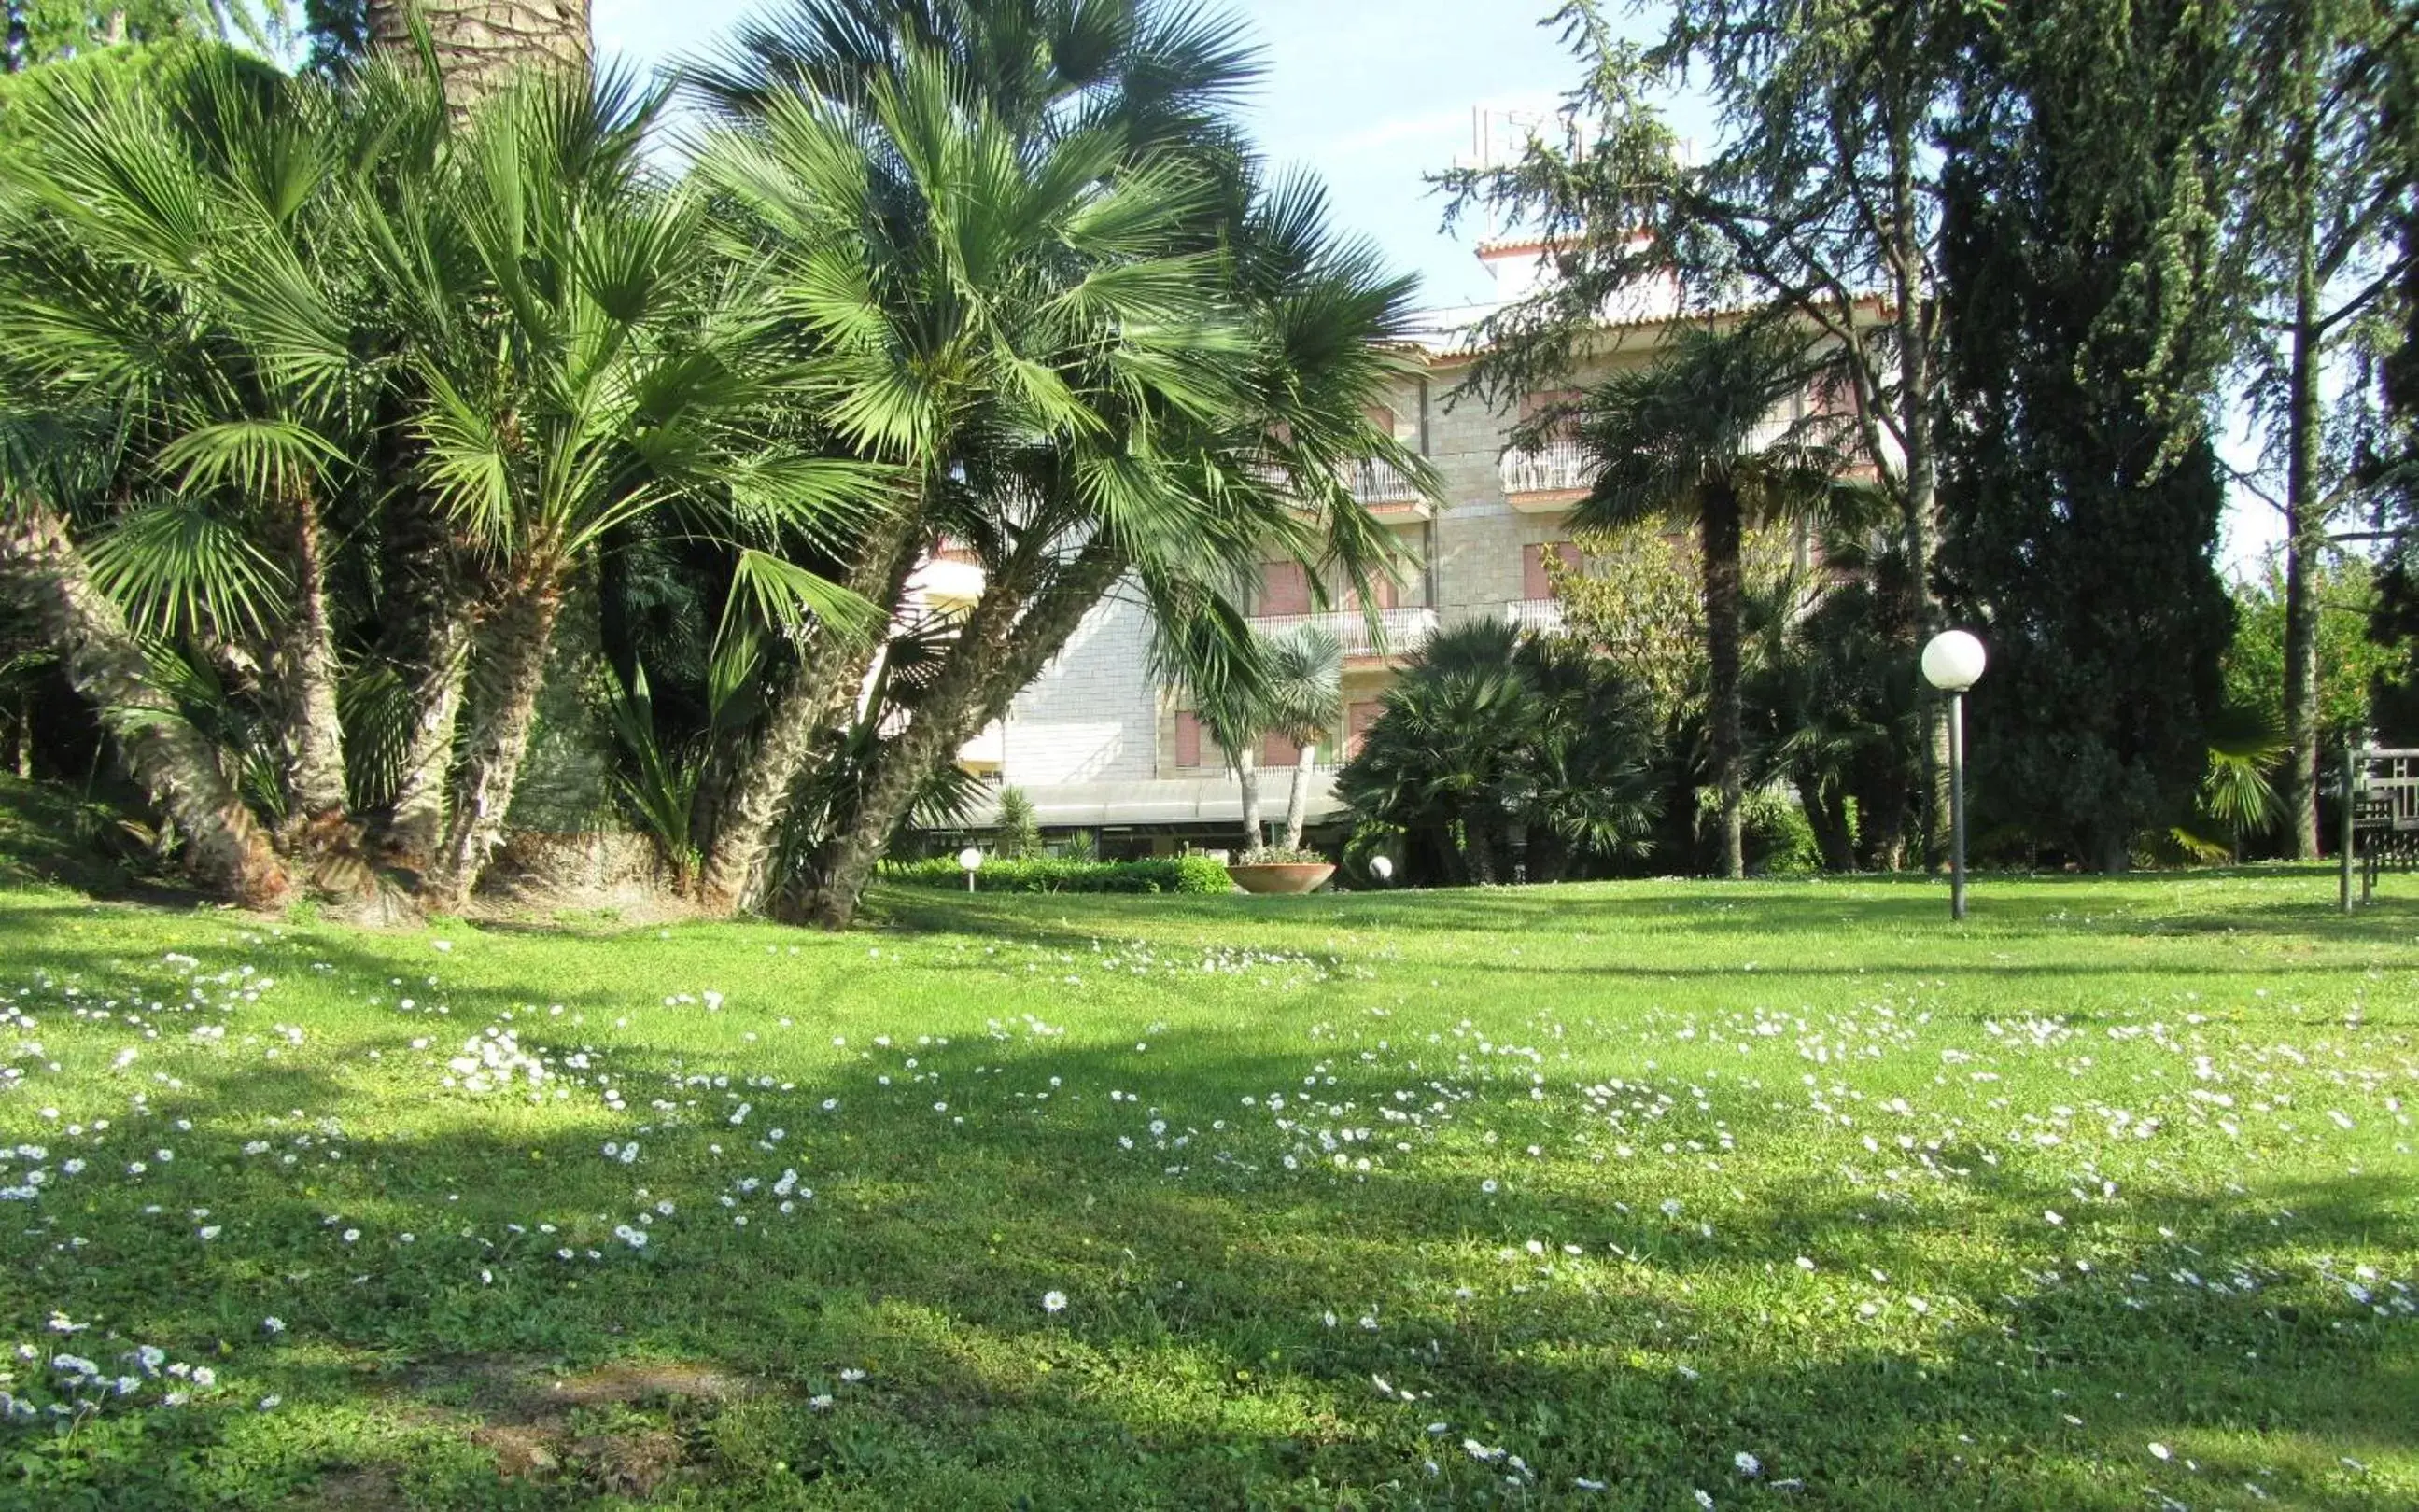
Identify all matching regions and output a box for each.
[885,855,1232,895]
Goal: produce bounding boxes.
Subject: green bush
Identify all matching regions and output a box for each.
[1743,791,1821,877]
[885,854,1231,894]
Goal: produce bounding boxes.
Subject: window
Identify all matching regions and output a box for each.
[1344,574,1399,611]
[1261,731,1302,768]
[1258,560,1312,616]
[1174,711,1203,768]
[1523,540,1582,601]
[1362,402,1397,438]
[1346,700,1384,757]
[1520,388,1582,440]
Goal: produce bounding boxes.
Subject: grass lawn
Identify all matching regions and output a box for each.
[0,850,2412,1507]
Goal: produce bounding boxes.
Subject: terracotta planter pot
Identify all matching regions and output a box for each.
[1228,862,1336,895]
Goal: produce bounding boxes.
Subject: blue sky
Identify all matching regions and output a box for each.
[594,0,1605,309]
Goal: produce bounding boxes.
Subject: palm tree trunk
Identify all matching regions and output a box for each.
[279,489,350,837]
[696,512,924,916]
[1703,484,1747,879]
[801,549,1123,930]
[1235,749,1262,852]
[1,498,290,905]
[421,567,561,909]
[367,0,591,111]
[1797,771,1856,873]
[386,609,471,868]
[1283,740,1316,849]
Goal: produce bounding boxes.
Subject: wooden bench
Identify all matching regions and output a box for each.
[2341,748,2419,910]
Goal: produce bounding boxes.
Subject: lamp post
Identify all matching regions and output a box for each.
[1921,630,1988,922]
[1369,855,1393,886]
[958,846,985,894]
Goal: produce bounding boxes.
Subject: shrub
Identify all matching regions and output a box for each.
[1743,791,1821,877]
[1238,844,1326,865]
[993,787,1042,860]
[885,855,1231,894]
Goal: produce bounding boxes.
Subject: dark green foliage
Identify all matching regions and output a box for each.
[1336,620,1661,886]
[2373,209,2419,739]
[1940,0,2242,870]
[885,852,1230,893]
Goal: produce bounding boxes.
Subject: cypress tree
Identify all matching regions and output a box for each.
[1940,0,2243,870]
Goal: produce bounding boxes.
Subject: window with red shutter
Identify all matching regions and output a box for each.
[1346,700,1383,757]
[1262,731,1302,768]
[1174,711,1202,768]
[1259,561,1312,616]
[1522,541,1580,600]
[1520,389,1582,438]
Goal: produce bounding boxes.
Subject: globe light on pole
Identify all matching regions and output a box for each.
[958,846,985,894]
[1920,630,1987,921]
[1370,855,1394,885]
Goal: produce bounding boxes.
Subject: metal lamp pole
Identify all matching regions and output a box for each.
[1948,690,1968,922]
[1921,631,1988,924]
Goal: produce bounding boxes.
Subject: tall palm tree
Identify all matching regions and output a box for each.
[1570,323,1856,878]
[1261,625,1339,851]
[686,7,1429,925]
[365,0,590,109]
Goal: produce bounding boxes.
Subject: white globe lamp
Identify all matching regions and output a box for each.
[1920,629,1987,694]
[958,846,985,893]
[1920,630,1987,920]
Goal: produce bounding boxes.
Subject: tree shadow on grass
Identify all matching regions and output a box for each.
[2,998,2410,1510]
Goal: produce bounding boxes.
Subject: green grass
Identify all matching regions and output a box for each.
[0,851,2412,1508]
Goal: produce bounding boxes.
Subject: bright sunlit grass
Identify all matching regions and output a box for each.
[0,869,2412,1508]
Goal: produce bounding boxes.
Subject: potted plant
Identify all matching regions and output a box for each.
[1227,844,1336,895]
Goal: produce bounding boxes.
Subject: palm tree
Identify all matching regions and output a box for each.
[365,0,591,109]
[0,55,440,864]
[1568,323,1857,878]
[685,6,1429,925]
[364,69,879,908]
[1261,626,1340,851]
[1335,619,1659,885]
[0,420,292,905]
[1149,588,1270,851]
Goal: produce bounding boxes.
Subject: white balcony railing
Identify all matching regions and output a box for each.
[1503,600,1566,636]
[1499,439,1590,497]
[1347,457,1422,505]
[1246,605,1437,660]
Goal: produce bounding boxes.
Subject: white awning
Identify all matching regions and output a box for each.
[963,775,1345,829]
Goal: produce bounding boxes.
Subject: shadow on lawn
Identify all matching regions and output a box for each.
[4,994,2411,1510]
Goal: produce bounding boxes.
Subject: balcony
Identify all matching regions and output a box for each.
[1499,440,1591,510]
[1503,600,1566,636]
[1247,605,1437,662]
[1253,458,1433,518]
[1347,457,1427,515]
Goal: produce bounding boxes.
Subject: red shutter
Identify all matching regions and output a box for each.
[1523,541,1580,600]
[1347,700,1383,757]
[1174,711,1202,768]
[1259,561,1312,616]
[1262,731,1302,767]
[1362,402,1396,434]
[1521,389,1582,437]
